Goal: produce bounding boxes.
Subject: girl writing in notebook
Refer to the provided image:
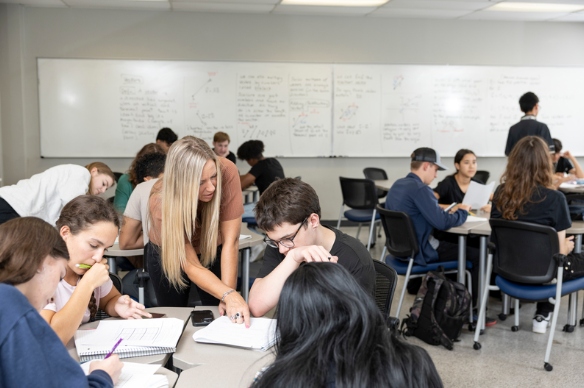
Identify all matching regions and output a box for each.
[147,136,248,325]
[0,217,122,388]
[0,162,116,226]
[41,196,150,344]
[433,149,492,213]
[251,262,443,388]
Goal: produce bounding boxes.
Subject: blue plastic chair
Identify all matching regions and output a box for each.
[473,219,584,372]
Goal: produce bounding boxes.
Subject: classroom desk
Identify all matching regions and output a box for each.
[103,244,144,274]
[558,184,584,194]
[174,358,273,388]
[243,186,259,204]
[173,306,274,373]
[240,226,265,302]
[374,180,393,191]
[66,307,192,365]
[156,367,179,388]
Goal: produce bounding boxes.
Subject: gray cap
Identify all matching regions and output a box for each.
[411,147,448,171]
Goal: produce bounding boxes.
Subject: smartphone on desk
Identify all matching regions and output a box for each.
[191,310,214,326]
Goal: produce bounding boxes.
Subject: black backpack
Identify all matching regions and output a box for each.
[401,267,471,350]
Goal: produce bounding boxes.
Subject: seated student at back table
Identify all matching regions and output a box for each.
[505,92,553,156]
[237,140,285,195]
[155,127,178,153]
[0,217,122,388]
[551,138,584,188]
[248,178,376,317]
[113,143,165,214]
[251,263,443,388]
[385,147,480,306]
[119,152,166,250]
[492,136,584,334]
[212,131,236,165]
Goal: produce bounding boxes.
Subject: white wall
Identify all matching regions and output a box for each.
[1,4,584,218]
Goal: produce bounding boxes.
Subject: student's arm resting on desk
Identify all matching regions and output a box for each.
[240,173,256,190]
[248,246,338,317]
[119,216,143,250]
[414,186,468,230]
[562,151,584,179]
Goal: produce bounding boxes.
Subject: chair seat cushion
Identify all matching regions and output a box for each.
[495,275,584,300]
[242,217,257,225]
[344,209,381,222]
[384,255,472,275]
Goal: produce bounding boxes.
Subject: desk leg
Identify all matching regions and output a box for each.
[457,235,467,285]
[479,236,487,331]
[242,248,250,303]
[569,234,582,328]
[253,190,259,203]
[244,192,250,205]
[106,257,117,274]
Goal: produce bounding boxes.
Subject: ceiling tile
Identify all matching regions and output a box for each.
[0,0,67,6]
[171,2,275,12]
[383,0,492,10]
[369,7,473,17]
[173,0,278,3]
[460,10,570,20]
[272,4,378,15]
[549,10,584,20]
[62,0,170,10]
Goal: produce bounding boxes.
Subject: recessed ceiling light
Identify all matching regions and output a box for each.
[281,0,389,6]
[486,2,584,12]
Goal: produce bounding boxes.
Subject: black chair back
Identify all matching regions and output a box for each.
[564,193,584,204]
[113,172,123,183]
[363,168,389,199]
[490,219,559,284]
[377,205,419,259]
[475,170,490,184]
[339,177,379,210]
[373,260,398,322]
[109,273,123,294]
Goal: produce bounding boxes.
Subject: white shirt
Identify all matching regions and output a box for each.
[0,165,90,226]
[123,178,158,245]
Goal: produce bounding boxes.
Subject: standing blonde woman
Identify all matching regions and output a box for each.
[147,136,249,326]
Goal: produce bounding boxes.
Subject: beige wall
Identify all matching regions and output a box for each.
[1,4,584,218]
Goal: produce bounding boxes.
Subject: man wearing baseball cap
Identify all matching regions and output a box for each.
[384,147,480,305]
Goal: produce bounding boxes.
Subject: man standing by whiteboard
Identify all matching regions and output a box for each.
[504,92,553,156]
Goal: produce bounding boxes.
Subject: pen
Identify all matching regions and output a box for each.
[104,338,123,359]
[444,202,457,212]
[75,264,92,269]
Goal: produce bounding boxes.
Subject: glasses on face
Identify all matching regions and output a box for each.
[264,217,308,249]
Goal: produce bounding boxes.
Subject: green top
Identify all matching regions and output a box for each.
[113,173,133,214]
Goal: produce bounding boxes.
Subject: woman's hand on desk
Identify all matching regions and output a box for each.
[89,354,124,384]
[220,292,251,328]
[114,295,152,320]
[288,246,338,264]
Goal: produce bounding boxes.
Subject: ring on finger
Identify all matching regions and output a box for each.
[235,312,241,319]
[230,315,236,320]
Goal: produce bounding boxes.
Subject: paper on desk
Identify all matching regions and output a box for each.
[81,362,168,388]
[239,235,251,240]
[560,182,584,189]
[462,181,495,210]
[192,316,277,351]
[465,215,488,222]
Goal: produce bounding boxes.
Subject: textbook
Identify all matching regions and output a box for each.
[81,362,168,388]
[74,318,184,362]
[192,316,277,351]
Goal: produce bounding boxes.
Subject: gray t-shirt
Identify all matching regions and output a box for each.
[123,178,158,245]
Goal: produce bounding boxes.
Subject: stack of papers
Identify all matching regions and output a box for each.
[465,215,488,222]
[239,234,252,240]
[462,181,495,210]
[560,182,584,189]
[81,362,168,388]
[192,316,277,351]
[75,318,184,362]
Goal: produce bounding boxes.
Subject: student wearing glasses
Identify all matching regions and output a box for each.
[248,178,376,317]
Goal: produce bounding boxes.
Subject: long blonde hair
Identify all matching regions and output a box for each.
[160,136,222,289]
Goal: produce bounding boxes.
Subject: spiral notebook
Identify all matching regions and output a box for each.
[75,318,184,362]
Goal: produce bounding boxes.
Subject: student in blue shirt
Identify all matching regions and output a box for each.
[0,217,122,388]
[385,147,480,306]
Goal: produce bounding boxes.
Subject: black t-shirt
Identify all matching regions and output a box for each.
[555,157,574,174]
[249,158,285,195]
[433,175,484,205]
[256,225,376,297]
[213,149,236,165]
[491,185,571,232]
[505,117,553,156]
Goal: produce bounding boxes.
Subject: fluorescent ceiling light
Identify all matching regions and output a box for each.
[486,2,584,12]
[281,0,389,6]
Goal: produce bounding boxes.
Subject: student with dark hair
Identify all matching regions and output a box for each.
[212,131,236,164]
[41,196,150,344]
[551,138,584,187]
[155,127,178,152]
[114,143,165,214]
[493,136,584,333]
[0,217,123,388]
[504,92,553,156]
[248,178,375,317]
[434,149,491,212]
[237,140,285,195]
[251,262,443,388]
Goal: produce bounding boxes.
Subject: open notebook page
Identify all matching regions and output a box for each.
[81,362,168,388]
[193,316,277,351]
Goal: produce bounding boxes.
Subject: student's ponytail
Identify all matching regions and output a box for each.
[88,292,98,321]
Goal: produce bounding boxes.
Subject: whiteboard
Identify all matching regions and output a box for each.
[333,64,584,157]
[38,59,584,158]
[38,59,333,157]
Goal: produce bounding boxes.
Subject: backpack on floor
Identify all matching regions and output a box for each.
[401,267,471,350]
